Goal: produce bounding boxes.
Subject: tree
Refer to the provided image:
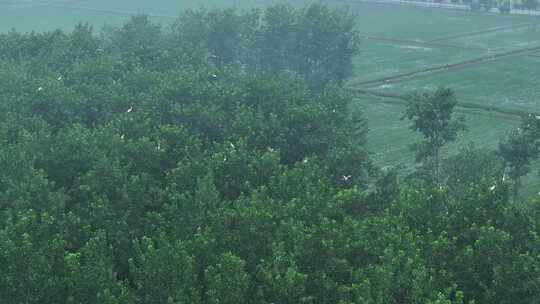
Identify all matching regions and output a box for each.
[129,236,200,304]
[170,4,361,90]
[104,15,163,66]
[498,114,540,196]
[524,0,539,12]
[205,253,250,304]
[403,88,467,186]
[442,143,504,200]
[254,248,311,304]
[172,8,260,69]
[256,4,298,74]
[293,3,361,89]
[65,231,134,304]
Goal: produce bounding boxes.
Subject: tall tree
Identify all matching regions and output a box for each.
[293,3,361,89]
[403,88,467,186]
[442,143,504,200]
[104,14,163,66]
[498,113,540,196]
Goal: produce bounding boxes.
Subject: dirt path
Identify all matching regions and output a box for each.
[334,0,469,10]
[363,35,493,51]
[348,87,537,118]
[350,44,540,87]
[428,23,532,42]
[48,4,177,18]
[0,0,88,7]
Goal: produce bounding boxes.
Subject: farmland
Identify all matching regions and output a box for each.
[342,3,540,195]
[1,0,538,194]
[0,0,312,32]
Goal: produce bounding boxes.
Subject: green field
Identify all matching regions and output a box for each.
[343,3,539,195]
[352,3,524,40]
[362,98,518,165]
[446,24,540,49]
[369,55,540,112]
[1,0,538,194]
[352,43,483,83]
[0,0,312,32]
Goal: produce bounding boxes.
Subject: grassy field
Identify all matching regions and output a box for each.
[350,3,524,40]
[1,1,538,195]
[445,24,540,50]
[369,54,540,112]
[361,95,539,196]
[352,43,484,83]
[344,3,540,196]
[0,0,312,32]
[361,97,518,166]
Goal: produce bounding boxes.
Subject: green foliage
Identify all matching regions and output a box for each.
[404,88,467,185]
[205,252,250,304]
[255,247,312,304]
[499,114,540,194]
[66,232,133,304]
[293,3,360,89]
[105,15,164,67]
[169,3,360,89]
[0,5,539,304]
[442,143,504,200]
[130,236,199,303]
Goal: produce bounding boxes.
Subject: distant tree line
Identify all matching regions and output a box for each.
[0,3,539,304]
[99,4,360,90]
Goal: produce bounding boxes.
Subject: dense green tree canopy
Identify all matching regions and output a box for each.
[0,4,539,304]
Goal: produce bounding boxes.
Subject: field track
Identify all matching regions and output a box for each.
[349,87,538,118]
[428,23,533,42]
[48,4,177,18]
[351,44,540,87]
[363,35,492,51]
[0,0,88,6]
